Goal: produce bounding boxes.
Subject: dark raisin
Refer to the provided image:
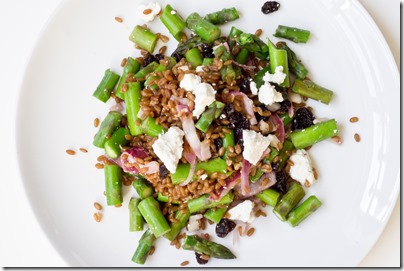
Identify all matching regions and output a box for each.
[237,77,252,95]
[291,107,315,130]
[271,160,280,172]
[278,100,291,115]
[159,164,169,180]
[171,52,183,63]
[234,127,244,149]
[200,43,214,58]
[261,1,280,14]
[215,218,237,238]
[142,54,157,67]
[273,171,288,194]
[255,103,270,122]
[195,252,209,265]
[154,53,165,62]
[214,138,223,150]
[223,104,249,129]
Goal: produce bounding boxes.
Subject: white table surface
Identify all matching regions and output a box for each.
[0,0,400,267]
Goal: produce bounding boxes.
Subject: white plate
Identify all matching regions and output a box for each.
[16,0,399,267]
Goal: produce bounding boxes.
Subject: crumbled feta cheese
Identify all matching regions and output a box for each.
[178,65,189,71]
[250,81,258,95]
[242,130,271,165]
[289,149,316,186]
[259,120,270,134]
[192,83,216,118]
[258,82,284,106]
[137,3,161,22]
[200,174,208,180]
[288,92,303,104]
[179,73,201,91]
[187,214,203,232]
[228,200,255,223]
[152,127,184,173]
[263,66,286,85]
[266,134,280,149]
[195,65,204,73]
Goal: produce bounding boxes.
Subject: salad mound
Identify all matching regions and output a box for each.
[91,3,339,265]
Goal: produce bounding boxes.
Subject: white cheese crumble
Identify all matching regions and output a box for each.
[195,65,204,73]
[179,73,201,91]
[178,65,189,71]
[262,66,287,85]
[258,82,284,106]
[228,200,255,223]
[192,83,216,118]
[137,3,161,22]
[289,149,316,186]
[242,130,271,165]
[187,214,203,232]
[250,81,258,95]
[179,74,216,118]
[152,127,184,173]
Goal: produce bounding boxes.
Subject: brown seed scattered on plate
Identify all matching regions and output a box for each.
[94,202,103,210]
[255,28,263,37]
[349,116,359,123]
[94,117,100,128]
[93,212,102,222]
[149,246,156,255]
[247,227,255,237]
[95,163,104,169]
[180,260,189,266]
[143,8,152,15]
[114,16,123,23]
[354,133,361,142]
[66,149,76,155]
[79,148,88,153]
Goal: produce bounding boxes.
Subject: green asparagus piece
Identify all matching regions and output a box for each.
[249,168,263,183]
[188,193,234,213]
[278,139,294,170]
[145,64,169,91]
[115,57,141,99]
[256,189,280,207]
[268,39,290,87]
[104,164,123,206]
[222,129,235,160]
[160,4,186,41]
[290,119,339,149]
[124,82,142,136]
[170,163,191,185]
[129,25,158,53]
[157,192,179,204]
[214,45,239,81]
[171,36,203,58]
[202,58,214,66]
[274,25,311,44]
[204,206,228,224]
[131,228,156,264]
[129,198,144,231]
[185,47,203,68]
[138,196,171,237]
[204,7,240,25]
[164,210,191,241]
[132,177,154,199]
[292,78,333,104]
[182,235,236,259]
[186,12,221,43]
[276,41,308,79]
[253,65,272,88]
[104,127,130,159]
[287,195,322,227]
[134,61,159,80]
[235,47,250,64]
[140,116,165,137]
[92,69,120,103]
[93,111,123,148]
[273,182,305,221]
[195,101,225,133]
[237,33,269,60]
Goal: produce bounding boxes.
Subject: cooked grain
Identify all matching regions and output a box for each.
[354,133,361,142]
[66,149,76,155]
[247,227,255,237]
[94,117,100,128]
[114,16,123,23]
[79,148,88,153]
[93,212,102,222]
[180,260,189,266]
[95,163,104,169]
[143,8,152,14]
[94,202,103,210]
[255,29,263,37]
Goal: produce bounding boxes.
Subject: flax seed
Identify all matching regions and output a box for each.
[354,133,361,142]
[66,149,76,155]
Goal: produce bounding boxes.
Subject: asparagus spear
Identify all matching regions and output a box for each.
[273,182,305,221]
[186,12,221,43]
[92,69,120,103]
[188,193,234,213]
[268,39,290,87]
[292,78,333,104]
[104,127,130,159]
[204,7,240,25]
[114,57,141,99]
[182,235,236,259]
[276,41,308,79]
[104,164,123,206]
[93,111,123,148]
[132,177,154,199]
[274,25,311,44]
[255,189,280,207]
[185,47,203,68]
[129,198,144,231]
[160,4,186,41]
[131,228,156,264]
[289,119,339,149]
[164,210,191,241]
[236,32,269,60]
[124,82,142,136]
[140,116,165,137]
[222,129,235,161]
[204,206,228,224]
[287,195,322,227]
[138,196,171,237]
[195,101,225,133]
[129,25,158,53]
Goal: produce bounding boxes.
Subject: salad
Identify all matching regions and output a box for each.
[91,2,339,265]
